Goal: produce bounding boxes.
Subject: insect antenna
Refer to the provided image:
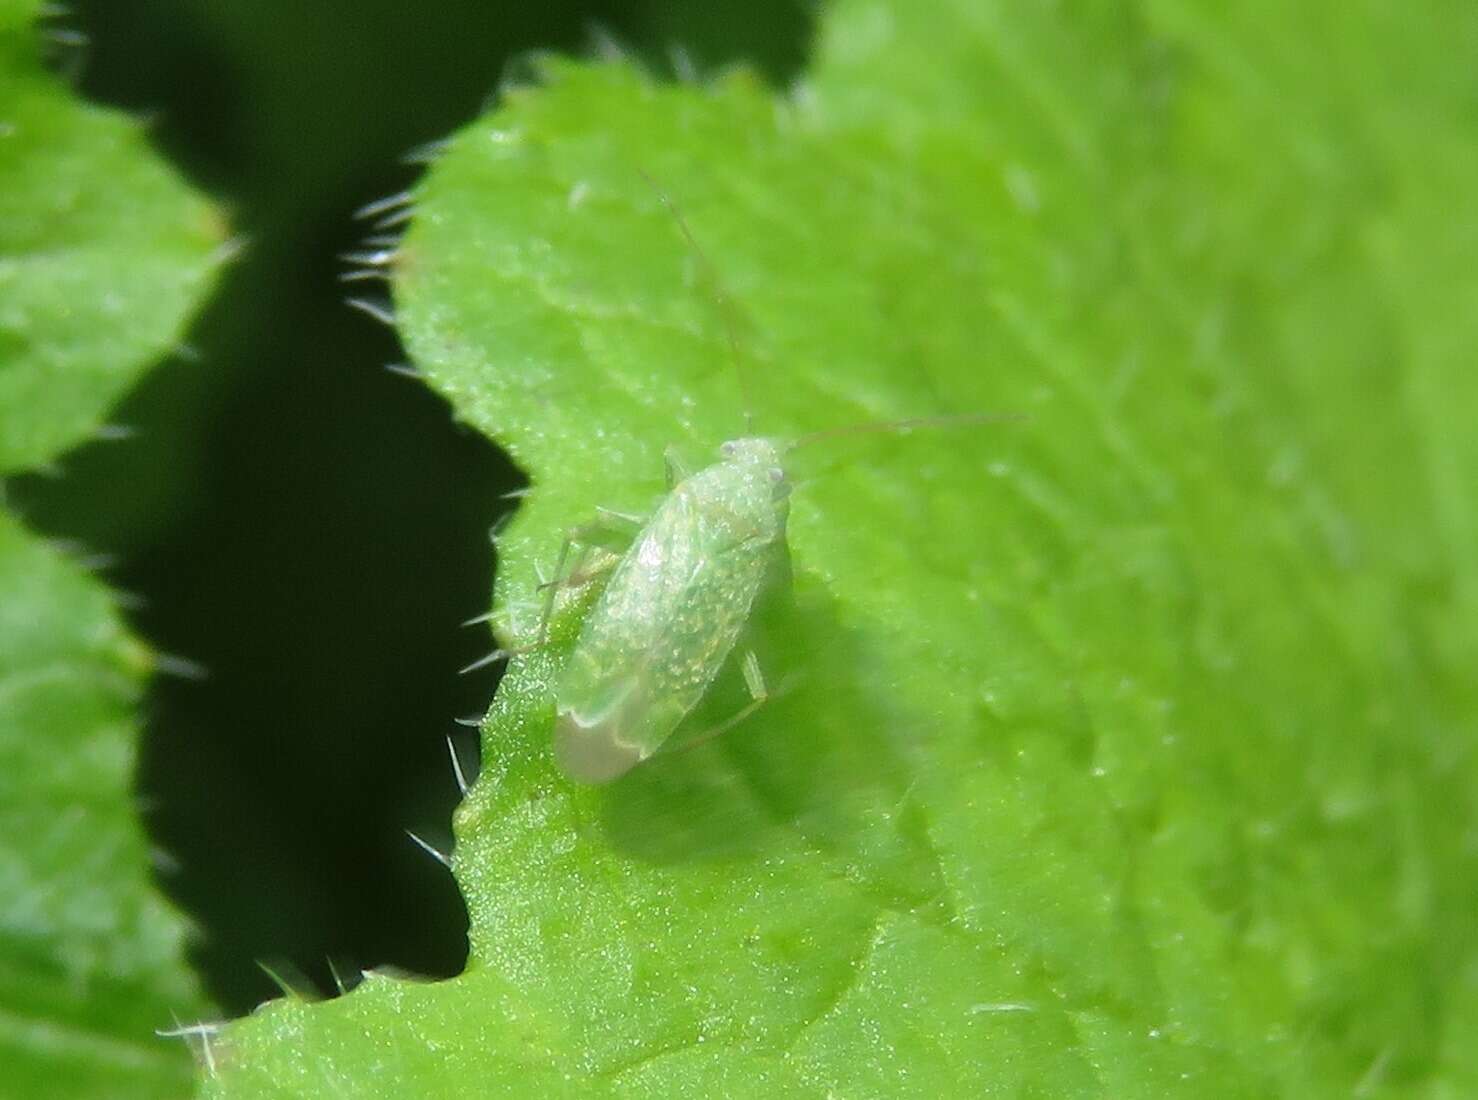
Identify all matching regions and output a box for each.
[787,411,1029,452]
[638,171,755,434]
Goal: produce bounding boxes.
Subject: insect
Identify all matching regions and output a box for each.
[548,434,792,782]
[542,180,1016,784]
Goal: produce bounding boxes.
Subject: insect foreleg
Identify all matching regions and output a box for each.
[536,508,646,644]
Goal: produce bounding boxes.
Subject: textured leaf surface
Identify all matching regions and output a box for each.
[1,0,220,1095]
[206,1,1478,1096]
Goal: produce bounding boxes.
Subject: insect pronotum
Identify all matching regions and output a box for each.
[543,178,1018,784]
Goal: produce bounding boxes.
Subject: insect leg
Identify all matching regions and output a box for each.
[666,649,771,758]
[553,510,644,593]
[541,508,643,592]
[537,532,581,647]
[536,510,644,644]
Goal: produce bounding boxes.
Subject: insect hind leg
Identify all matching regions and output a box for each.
[536,508,645,645]
[663,649,770,759]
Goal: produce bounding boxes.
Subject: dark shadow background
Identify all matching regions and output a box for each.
[9,0,812,1014]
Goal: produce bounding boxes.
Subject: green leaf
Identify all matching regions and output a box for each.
[0,0,223,476]
[205,1,1478,1096]
[0,513,205,1098]
[1,0,221,1094]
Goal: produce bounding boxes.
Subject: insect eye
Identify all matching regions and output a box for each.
[720,441,738,457]
[768,467,784,483]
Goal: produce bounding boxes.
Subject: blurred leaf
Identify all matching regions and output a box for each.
[0,0,221,475]
[0,0,221,1095]
[205,1,1478,1096]
[0,513,206,1098]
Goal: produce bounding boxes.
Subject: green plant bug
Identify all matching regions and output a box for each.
[549,434,792,782]
[541,178,1019,784]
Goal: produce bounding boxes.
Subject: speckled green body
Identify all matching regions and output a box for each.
[554,437,790,782]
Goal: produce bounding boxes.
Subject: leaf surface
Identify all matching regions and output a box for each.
[205,2,1478,1096]
[0,1,221,1094]
[0,0,221,475]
